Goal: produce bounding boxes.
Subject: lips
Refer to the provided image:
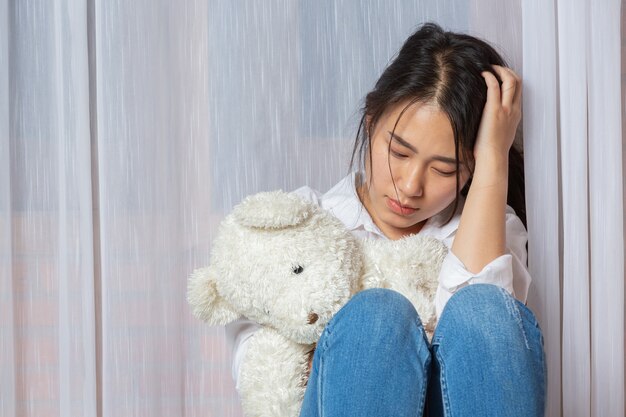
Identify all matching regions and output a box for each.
[386,197,418,215]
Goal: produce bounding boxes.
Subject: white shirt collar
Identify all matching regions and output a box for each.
[320,171,384,236]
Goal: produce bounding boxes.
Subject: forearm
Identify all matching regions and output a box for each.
[451,152,509,274]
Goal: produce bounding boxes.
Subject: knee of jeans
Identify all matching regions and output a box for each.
[437,284,518,331]
[338,288,423,332]
[450,283,504,304]
[435,283,544,354]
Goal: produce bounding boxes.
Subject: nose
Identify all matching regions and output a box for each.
[399,167,424,198]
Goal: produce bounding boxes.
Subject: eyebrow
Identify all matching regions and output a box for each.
[388,131,460,165]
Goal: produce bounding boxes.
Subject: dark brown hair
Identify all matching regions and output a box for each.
[349,22,526,228]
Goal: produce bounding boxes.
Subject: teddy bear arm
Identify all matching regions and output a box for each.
[239,328,312,417]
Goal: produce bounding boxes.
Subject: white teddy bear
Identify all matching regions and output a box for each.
[187,190,447,417]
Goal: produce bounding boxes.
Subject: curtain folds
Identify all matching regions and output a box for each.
[523,1,625,416]
[556,0,591,415]
[1,0,98,415]
[1,0,14,415]
[587,1,625,416]
[1,1,624,416]
[521,2,562,414]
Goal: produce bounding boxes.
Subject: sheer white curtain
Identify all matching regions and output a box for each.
[2,1,623,416]
[523,1,625,416]
[1,1,98,416]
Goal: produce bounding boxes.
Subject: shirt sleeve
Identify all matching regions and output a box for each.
[224,184,323,391]
[434,208,532,320]
[224,318,262,392]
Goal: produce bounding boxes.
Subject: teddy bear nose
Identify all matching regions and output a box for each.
[307,312,319,324]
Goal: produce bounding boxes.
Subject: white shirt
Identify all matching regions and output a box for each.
[224,171,531,390]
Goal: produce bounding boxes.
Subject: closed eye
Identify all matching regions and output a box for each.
[433,168,456,176]
[390,150,408,159]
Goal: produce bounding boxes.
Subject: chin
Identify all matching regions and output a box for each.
[385,213,423,228]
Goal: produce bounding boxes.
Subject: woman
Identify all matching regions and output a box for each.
[226,22,546,417]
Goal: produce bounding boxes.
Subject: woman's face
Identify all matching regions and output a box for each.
[358,101,472,240]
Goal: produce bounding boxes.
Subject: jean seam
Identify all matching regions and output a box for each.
[410,321,430,415]
[317,355,324,417]
[435,339,452,417]
[317,322,333,417]
[514,298,540,328]
[499,287,534,350]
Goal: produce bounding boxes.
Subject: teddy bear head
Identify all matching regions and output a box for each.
[187,190,362,344]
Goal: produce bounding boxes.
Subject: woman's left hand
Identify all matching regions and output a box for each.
[473,65,522,162]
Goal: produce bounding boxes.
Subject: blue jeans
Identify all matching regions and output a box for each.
[299,284,546,417]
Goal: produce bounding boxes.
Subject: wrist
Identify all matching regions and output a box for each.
[474,149,509,166]
[470,153,509,189]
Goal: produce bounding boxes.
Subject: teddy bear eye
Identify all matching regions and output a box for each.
[292,265,304,274]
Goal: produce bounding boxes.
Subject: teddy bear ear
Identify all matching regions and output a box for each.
[230,190,313,230]
[187,266,240,325]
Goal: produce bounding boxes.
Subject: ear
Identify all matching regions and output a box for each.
[230,190,313,230]
[187,266,240,325]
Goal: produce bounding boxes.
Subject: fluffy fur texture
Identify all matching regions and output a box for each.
[187,190,447,417]
[360,235,448,342]
[239,329,312,417]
